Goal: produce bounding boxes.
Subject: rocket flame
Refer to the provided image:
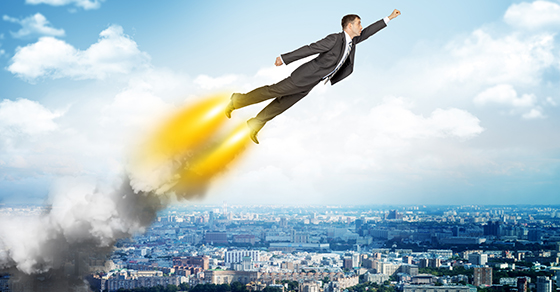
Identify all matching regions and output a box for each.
[129,93,252,199]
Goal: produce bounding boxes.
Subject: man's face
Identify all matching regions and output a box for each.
[348,18,362,38]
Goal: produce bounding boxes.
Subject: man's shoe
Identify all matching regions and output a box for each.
[225,100,234,119]
[225,93,238,119]
[247,118,265,144]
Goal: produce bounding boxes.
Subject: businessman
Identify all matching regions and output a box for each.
[226,9,401,144]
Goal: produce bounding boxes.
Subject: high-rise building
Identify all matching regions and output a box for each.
[473,267,492,286]
[517,277,528,292]
[418,258,429,268]
[355,219,364,230]
[528,229,543,241]
[403,256,413,265]
[387,210,403,220]
[428,258,441,268]
[352,253,361,268]
[484,220,501,236]
[536,276,552,292]
[343,257,353,270]
[468,253,488,266]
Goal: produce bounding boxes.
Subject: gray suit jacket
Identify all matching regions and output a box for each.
[281,19,387,86]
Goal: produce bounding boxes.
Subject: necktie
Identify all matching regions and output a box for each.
[325,41,353,84]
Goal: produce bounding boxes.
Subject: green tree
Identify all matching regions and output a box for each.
[263,287,282,292]
[231,281,248,292]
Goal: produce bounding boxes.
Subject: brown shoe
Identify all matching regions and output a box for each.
[247,118,265,144]
[225,94,237,119]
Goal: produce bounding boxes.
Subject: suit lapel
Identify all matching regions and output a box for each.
[335,32,346,65]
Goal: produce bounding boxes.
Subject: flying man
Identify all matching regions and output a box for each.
[226,9,401,144]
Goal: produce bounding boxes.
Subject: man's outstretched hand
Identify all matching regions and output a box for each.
[389,9,401,20]
[275,56,283,66]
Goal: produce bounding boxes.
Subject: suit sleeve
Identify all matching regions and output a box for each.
[280,33,338,65]
[353,19,387,44]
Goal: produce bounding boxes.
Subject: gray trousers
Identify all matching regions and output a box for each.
[232,77,320,125]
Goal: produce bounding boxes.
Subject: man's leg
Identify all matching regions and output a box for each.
[231,77,305,110]
[254,87,314,123]
[246,81,318,144]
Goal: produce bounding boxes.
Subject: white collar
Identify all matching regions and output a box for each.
[343,31,352,44]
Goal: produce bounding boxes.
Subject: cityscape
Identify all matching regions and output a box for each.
[1,204,560,292]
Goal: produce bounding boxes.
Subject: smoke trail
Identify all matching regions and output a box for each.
[0,94,252,291]
[0,176,168,291]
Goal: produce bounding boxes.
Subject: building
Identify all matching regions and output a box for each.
[364,273,390,284]
[205,231,228,244]
[403,256,413,264]
[403,285,476,292]
[411,275,436,285]
[429,259,441,268]
[380,263,401,275]
[233,235,256,245]
[484,220,501,236]
[292,230,309,243]
[517,277,528,292]
[427,250,453,259]
[268,243,329,252]
[473,267,492,286]
[106,275,183,292]
[225,250,260,263]
[300,281,320,292]
[468,253,488,266]
[387,210,403,220]
[204,270,259,284]
[400,264,419,276]
[343,257,353,270]
[536,276,552,292]
[0,274,9,292]
[352,253,361,268]
[173,256,210,270]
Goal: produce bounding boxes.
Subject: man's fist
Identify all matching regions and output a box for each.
[275,56,283,66]
[389,9,401,20]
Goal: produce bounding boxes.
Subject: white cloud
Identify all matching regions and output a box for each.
[504,1,560,30]
[0,98,64,135]
[546,97,557,106]
[194,74,238,90]
[7,25,150,81]
[441,29,555,87]
[0,34,6,57]
[3,13,65,39]
[25,0,104,10]
[522,108,546,119]
[474,84,536,107]
[364,98,484,141]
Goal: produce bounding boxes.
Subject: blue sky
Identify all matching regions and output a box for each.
[0,0,559,205]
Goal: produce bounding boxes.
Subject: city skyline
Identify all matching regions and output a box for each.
[0,0,559,205]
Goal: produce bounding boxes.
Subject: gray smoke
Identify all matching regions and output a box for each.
[0,175,173,291]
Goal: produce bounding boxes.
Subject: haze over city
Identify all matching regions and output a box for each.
[1,1,560,291]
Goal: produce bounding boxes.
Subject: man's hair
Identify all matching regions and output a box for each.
[341,14,360,29]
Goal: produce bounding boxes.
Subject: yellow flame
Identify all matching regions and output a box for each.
[189,123,251,179]
[131,93,252,198]
[146,94,228,162]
